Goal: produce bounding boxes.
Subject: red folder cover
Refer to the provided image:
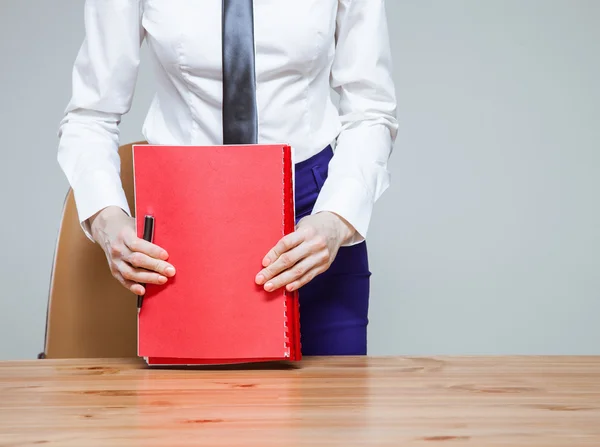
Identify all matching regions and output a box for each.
[132,144,301,365]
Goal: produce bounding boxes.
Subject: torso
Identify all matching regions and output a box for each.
[140,0,342,160]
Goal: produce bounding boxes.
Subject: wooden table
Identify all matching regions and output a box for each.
[1,356,599,446]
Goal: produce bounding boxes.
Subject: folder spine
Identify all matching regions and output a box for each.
[282,145,290,356]
[282,145,301,359]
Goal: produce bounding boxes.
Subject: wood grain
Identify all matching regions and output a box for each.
[1,356,599,446]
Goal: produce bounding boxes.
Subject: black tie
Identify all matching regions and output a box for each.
[222,0,258,145]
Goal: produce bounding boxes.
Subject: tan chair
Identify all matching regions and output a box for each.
[40,141,146,359]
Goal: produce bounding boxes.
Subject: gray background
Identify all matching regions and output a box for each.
[0,1,598,360]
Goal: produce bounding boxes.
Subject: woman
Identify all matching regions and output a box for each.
[57,0,397,356]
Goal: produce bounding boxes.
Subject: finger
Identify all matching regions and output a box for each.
[256,242,312,285]
[261,231,305,268]
[119,261,168,285]
[285,264,327,292]
[114,272,144,295]
[126,251,176,277]
[263,253,323,292]
[130,283,145,295]
[125,236,169,261]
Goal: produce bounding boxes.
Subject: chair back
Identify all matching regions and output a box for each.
[41,142,144,358]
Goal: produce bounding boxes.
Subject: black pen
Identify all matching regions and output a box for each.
[137,215,155,312]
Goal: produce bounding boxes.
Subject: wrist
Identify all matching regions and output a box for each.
[89,206,125,235]
[327,211,355,244]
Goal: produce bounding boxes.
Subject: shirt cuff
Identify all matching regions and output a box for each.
[71,170,131,241]
[310,176,374,246]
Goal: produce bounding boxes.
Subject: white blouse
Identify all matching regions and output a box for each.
[57,0,398,245]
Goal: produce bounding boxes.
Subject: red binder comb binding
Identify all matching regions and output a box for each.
[133,144,301,365]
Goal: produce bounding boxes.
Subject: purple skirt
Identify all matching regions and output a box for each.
[294,146,370,356]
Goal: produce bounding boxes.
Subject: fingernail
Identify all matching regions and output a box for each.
[165,266,176,276]
[265,282,273,292]
[158,276,167,284]
[256,274,265,284]
[286,284,295,292]
[262,258,271,267]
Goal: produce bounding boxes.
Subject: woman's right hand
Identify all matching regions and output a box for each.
[89,206,176,295]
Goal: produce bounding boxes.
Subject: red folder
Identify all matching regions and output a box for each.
[132,144,301,365]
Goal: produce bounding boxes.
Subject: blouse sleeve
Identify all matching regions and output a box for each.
[311,0,398,245]
[57,0,145,241]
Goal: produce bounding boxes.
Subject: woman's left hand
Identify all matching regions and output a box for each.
[255,211,355,292]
